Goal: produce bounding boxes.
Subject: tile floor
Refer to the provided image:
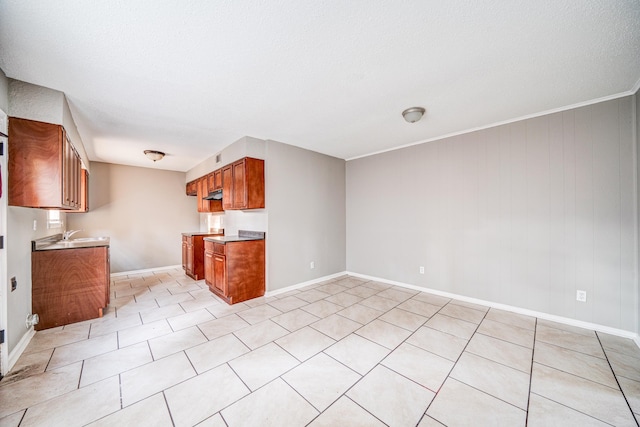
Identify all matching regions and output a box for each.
[1,267,639,426]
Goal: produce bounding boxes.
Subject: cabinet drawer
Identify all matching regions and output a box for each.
[213,243,226,255]
[204,240,214,252]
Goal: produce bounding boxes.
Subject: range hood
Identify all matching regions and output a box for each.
[204,189,223,200]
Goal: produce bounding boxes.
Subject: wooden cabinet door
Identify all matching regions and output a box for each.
[232,160,246,209]
[186,239,194,275]
[204,249,214,286]
[213,254,227,296]
[181,237,187,271]
[213,169,222,190]
[222,165,233,210]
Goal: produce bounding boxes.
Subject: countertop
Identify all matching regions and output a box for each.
[182,230,224,237]
[32,234,110,251]
[204,230,265,244]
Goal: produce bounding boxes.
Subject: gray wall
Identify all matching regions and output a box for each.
[67,162,199,273]
[265,140,346,290]
[0,68,8,112]
[347,96,636,332]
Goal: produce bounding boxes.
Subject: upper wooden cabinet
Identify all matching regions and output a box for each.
[67,168,90,213]
[207,169,222,193]
[223,157,265,210]
[196,176,223,213]
[8,117,83,209]
[185,179,197,196]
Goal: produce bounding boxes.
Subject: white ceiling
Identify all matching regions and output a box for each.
[1,1,639,172]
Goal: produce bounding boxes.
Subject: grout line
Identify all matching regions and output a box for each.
[525,317,537,426]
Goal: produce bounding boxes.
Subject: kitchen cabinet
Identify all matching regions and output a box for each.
[32,245,110,330]
[207,169,222,193]
[204,238,265,304]
[222,157,264,210]
[67,168,90,213]
[185,179,197,196]
[196,176,223,213]
[8,117,83,209]
[182,232,223,280]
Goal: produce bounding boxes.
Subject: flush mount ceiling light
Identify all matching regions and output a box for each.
[402,107,426,123]
[144,150,165,162]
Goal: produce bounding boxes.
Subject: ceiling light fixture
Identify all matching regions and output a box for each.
[144,150,165,162]
[402,107,426,123]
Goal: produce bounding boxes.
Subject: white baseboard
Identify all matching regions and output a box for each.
[111,265,182,278]
[265,271,348,297]
[348,272,640,344]
[7,327,35,372]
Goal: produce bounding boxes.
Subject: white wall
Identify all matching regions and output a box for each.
[0,69,8,112]
[347,96,637,332]
[67,162,199,273]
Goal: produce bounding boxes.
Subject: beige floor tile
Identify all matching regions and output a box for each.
[344,285,380,298]
[196,413,227,427]
[297,289,332,303]
[411,292,451,306]
[310,314,362,340]
[0,363,82,418]
[598,332,640,359]
[120,352,196,407]
[527,393,611,427]
[537,318,596,336]
[167,308,214,331]
[0,410,25,427]
[155,292,194,307]
[87,393,173,427]
[438,303,486,324]
[335,277,366,288]
[427,378,526,426]
[116,299,161,315]
[236,304,282,324]
[376,288,416,303]
[356,319,412,349]
[140,304,186,324]
[186,333,250,374]
[115,285,150,298]
[233,320,290,349]
[407,326,468,361]
[534,341,617,388]
[206,301,250,318]
[20,376,121,427]
[166,283,203,295]
[275,327,336,362]
[336,304,383,325]
[267,295,308,312]
[177,297,219,314]
[274,289,302,298]
[382,343,454,392]
[324,291,363,307]
[618,376,640,414]
[301,300,343,318]
[324,334,390,375]
[315,283,349,295]
[448,299,489,312]
[308,396,385,427]
[165,364,249,427]
[531,362,635,426]
[425,313,477,340]
[361,281,393,291]
[477,318,534,348]
[604,348,640,381]
[221,378,318,427]
[359,295,399,312]
[197,314,250,340]
[271,308,320,332]
[283,353,361,411]
[24,324,90,353]
[228,343,299,391]
[485,308,536,331]
[89,314,142,338]
[1,349,52,386]
[417,415,446,426]
[148,326,208,359]
[396,299,441,317]
[347,365,434,427]
[118,320,173,348]
[80,341,153,387]
[48,333,118,370]
[451,352,530,409]
[466,333,532,372]
[379,308,428,331]
[536,324,605,358]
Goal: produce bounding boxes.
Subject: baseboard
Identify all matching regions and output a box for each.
[111,265,182,278]
[348,272,640,344]
[7,327,35,372]
[265,271,348,297]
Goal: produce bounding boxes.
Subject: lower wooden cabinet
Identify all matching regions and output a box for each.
[182,233,223,280]
[204,239,265,304]
[32,246,110,330]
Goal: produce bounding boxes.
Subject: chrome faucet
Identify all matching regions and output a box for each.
[62,230,82,240]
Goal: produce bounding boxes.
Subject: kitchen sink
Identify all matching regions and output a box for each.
[57,237,109,245]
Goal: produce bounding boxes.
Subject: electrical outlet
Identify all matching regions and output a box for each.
[310,261,315,269]
[11,277,17,292]
[33,220,37,231]
[419,266,425,274]
[576,290,587,302]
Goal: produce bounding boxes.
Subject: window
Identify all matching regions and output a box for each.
[47,210,63,229]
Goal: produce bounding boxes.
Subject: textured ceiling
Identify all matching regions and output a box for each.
[1,1,639,171]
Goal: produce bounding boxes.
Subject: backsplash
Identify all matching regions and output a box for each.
[202,210,267,235]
